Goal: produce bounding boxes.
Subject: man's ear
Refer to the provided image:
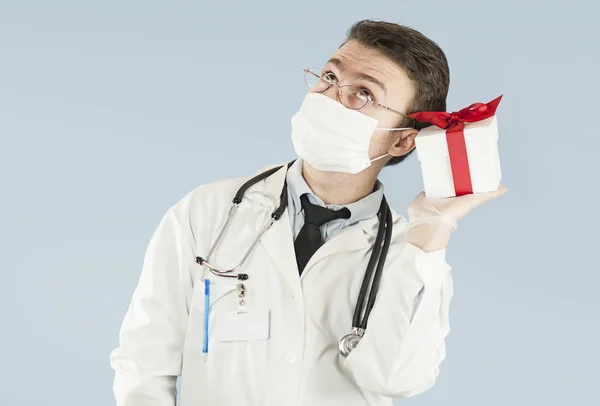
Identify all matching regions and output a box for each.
[387,129,419,157]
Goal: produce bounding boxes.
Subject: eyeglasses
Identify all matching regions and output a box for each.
[303,67,416,127]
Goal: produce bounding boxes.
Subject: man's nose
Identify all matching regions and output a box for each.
[321,85,342,103]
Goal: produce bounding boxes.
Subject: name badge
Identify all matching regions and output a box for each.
[213,309,270,342]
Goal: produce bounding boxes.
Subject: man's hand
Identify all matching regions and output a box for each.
[407,185,508,252]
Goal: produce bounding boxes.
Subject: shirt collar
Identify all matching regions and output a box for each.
[286,159,384,227]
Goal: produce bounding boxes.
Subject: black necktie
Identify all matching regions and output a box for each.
[294,194,351,274]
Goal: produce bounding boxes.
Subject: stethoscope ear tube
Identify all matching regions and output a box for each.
[232,161,296,207]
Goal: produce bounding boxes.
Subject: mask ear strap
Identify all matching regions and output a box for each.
[370,153,390,163]
[369,127,413,163]
[374,126,413,131]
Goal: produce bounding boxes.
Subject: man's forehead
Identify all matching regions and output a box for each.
[328,41,407,83]
[327,40,414,109]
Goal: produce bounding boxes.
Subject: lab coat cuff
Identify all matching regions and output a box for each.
[420,248,447,266]
[408,244,451,287]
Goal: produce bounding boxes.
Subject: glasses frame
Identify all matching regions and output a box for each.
[303,67,417,128]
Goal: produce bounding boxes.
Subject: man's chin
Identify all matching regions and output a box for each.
[302,161,362,179]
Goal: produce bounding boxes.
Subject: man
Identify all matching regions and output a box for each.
[110,20,506,406]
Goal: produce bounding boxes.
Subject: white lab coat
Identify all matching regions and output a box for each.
[110,164,454,406]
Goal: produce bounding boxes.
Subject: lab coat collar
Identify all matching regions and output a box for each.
[246,162,290,208]
[247,162,399,289]
[253,162,383,239]
[286,159,385,235]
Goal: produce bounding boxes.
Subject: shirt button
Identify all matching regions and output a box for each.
[284,353,296,363]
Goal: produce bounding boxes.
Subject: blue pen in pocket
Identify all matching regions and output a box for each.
[203,279,210,361]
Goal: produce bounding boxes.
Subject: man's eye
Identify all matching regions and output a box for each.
[356,89,373,102]
[322,72,337,84]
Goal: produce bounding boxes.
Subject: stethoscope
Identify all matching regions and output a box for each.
[195,161,392,357]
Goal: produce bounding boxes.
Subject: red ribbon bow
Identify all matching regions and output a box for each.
[408,95,503,196]
[408,95,503,132]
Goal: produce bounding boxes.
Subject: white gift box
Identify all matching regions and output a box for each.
[414,115,502,198]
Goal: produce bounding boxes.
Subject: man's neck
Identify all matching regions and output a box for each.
[301,161,380,205]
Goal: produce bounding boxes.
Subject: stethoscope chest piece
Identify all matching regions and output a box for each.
[339,327,365,357]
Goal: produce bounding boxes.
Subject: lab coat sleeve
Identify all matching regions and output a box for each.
[343,243,453,398]
[110,205,195,406]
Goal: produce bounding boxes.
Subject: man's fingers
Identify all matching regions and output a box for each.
[465,184,508,206]
[484,184,508,199]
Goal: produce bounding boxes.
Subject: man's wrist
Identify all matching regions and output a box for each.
[408,224,452,252]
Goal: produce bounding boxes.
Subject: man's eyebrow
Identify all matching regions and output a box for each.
[327,57,345,70]
[326,57,387,94]
[354,72,387,94]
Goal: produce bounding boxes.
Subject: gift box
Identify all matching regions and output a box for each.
[409,96,503,198]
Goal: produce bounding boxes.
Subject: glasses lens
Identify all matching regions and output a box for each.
[339,86,368,110]
[304,68,330,93]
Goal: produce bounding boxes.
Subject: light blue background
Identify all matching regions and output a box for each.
[2,1,599,405]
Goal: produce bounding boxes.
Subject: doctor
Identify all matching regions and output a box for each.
[110,20,506,406]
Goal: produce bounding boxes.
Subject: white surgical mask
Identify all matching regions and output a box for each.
[291,93,412,174]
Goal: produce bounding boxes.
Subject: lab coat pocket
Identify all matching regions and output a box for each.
[190,278,238,329]
[183,279,234,356]
[189,279,238,352]
[208,280,238,307]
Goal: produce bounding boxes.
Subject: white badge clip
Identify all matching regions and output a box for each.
[237,282,247,313]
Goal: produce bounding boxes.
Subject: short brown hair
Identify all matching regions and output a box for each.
[343,20,450,165]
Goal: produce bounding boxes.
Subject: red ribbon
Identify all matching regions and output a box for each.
[409,95,503,196]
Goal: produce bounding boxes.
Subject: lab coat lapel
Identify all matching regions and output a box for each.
[301,215,380,278]
[248,163,304,296]
[259,210,302,296]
